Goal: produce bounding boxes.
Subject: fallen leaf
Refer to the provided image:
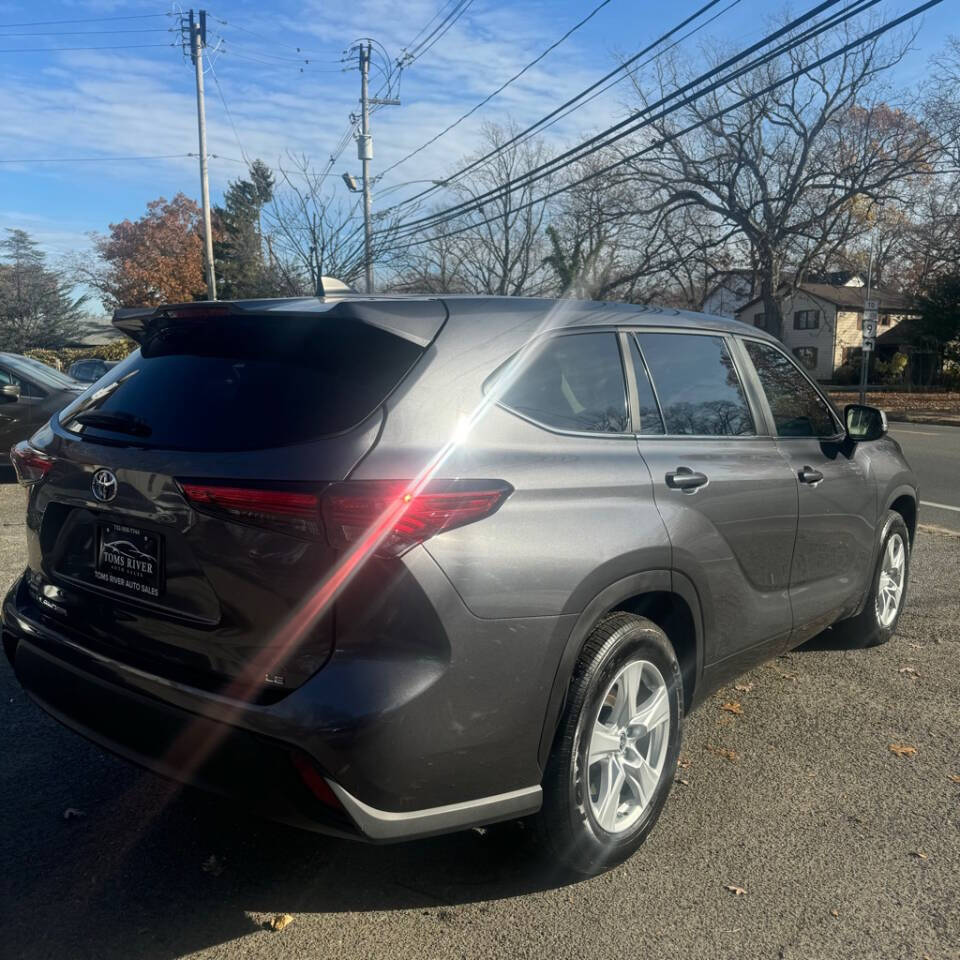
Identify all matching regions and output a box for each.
[721,701,743,716]
[266,914,294,932]
[948,774,960,784]
[62,808,85,820]
[707,745,739,762]
[888,743,917,758]
[724,884,747,896]
[201,855,224,876]
[678,758,692,769]
[910,850,928,860]
[734,682,755,693]
[830,909,839,919]
[898,666,920,677]
[675,776,690,785]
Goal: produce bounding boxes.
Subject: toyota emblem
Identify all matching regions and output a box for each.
[91,468,118,503]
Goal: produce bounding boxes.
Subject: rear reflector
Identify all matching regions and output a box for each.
[179,483,321,537]
[323,480,512,557]
[10,440,54,485]
[290,751,344,811]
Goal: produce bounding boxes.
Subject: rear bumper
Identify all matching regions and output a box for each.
[3,571,546,841]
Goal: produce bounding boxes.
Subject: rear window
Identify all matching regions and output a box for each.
[58,316,424,451]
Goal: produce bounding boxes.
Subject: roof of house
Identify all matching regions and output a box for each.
[736,282,918,316]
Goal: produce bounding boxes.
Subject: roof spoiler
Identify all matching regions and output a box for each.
[112,295,448,349]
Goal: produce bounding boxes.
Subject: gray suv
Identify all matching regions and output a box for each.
[2,296,917,875]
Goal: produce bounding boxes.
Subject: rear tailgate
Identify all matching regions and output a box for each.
[23,299,446,701]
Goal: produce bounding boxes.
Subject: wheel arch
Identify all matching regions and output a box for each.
[886,487,918,545]
[537,570,704,771]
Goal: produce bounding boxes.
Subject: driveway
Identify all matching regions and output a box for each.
[0,485,958,960]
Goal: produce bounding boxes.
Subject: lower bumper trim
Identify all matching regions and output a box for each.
[328,782,542,841]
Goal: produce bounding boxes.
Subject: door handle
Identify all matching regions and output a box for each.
[798,466,824,485]
[665,467,709,492]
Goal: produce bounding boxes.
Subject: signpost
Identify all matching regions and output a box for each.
[859,299,879,404]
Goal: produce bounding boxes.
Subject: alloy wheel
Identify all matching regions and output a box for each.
[585,659,670,834]
[876,532,906,628]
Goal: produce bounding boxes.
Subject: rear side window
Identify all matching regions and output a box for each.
[58,316,424,451]
[498,332,629,434]
[635,333,754,436]
[743,339,839,438]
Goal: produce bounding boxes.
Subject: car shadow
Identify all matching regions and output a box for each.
[0,677,578,960]
[794,625,863,652]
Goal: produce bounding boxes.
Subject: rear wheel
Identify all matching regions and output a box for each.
[535,612,683,876]
[831,510,911,648]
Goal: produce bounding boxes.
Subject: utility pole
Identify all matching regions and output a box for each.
[358,41,374,294]
[349,40,399,294]
[189,10,217,300]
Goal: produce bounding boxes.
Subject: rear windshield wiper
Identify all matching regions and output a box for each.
[72,410,153,438]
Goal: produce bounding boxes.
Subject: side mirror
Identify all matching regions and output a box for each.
[0,383,20,403]
[845,403,887,442]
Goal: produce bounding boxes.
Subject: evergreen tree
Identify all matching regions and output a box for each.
[0,229,88,351]
[214,159,277,299]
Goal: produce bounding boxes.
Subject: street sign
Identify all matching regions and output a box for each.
[862,299,879,352]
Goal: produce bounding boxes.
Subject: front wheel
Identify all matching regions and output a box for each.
[535,612,683,876]
[832,510,911,648]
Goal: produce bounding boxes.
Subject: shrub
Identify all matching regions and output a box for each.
[24,339,137,372]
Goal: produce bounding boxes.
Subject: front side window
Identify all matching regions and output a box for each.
[498,332,629,434]
[634,333,754,437]
[743,340,839,438]
[793,346,818,370]
[793,309,820,330]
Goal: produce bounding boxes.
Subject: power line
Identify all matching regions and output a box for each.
[401,0,474,65]
[0,28,174,37]
[403,0,461,54]
[207,56,251,166]
[380,0,617,180]
[216,44,346,71]
[386,0,870,238]
[210,14,340,59]
[383,0,942,255]
[0,42,176,53]
[377,0,737,213]
[0,13,170,28]
[0,153,195,164]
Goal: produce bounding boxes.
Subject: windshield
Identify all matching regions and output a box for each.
[3,355,80,390]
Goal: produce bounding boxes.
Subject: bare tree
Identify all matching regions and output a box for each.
[401,123,555,296]
[265,153,401,293]
[629,18,933,336]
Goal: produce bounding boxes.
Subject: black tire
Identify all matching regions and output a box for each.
[831,510,911,648]
[535,612,683,876]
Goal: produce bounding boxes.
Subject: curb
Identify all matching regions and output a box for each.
[885,413,960,428]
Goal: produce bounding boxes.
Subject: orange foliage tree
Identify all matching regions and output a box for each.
[91,194,211,308]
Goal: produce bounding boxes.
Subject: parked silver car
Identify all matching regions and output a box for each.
[3,297,918,875]
[0,353,83,461]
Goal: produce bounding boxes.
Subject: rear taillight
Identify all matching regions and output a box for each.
[10,440,54,485]
[178,478,512,556]
[322,479,512,557]
[179,483,321,537]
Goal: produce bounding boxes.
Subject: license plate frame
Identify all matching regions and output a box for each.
[94,522,164,600]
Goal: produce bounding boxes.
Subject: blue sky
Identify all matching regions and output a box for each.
[1,0,957,270]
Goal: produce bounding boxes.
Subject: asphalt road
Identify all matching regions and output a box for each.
[888,423,960,534]
[1,479,959,959]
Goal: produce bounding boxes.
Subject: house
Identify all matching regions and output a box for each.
[701,269,755,318]
[734,275,919,381]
